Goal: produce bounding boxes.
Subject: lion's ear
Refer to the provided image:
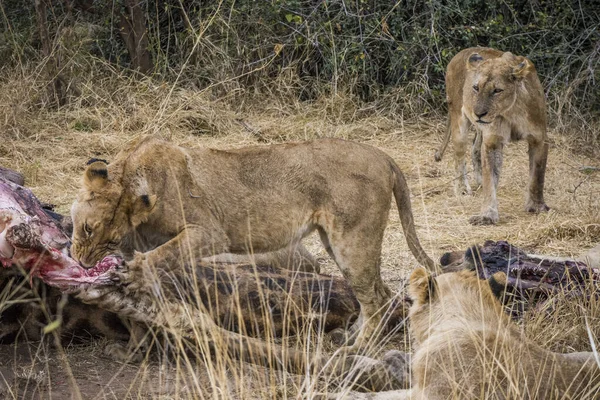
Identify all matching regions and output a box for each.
[84,161,109,192]
[488,272,508,302]
[408,267,435,304]
[512,58,533,79]
[501,51,516,62]
[130,194,157,227]
[466,53,484,70]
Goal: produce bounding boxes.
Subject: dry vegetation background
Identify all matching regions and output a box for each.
[0,0,599,399]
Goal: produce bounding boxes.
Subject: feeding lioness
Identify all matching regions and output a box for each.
[70,136,436,348]
[332,268,600,399]
[435,47,549,225]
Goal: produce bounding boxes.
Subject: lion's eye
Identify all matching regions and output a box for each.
[472,85,479,92]
[83,222,92,237]
[493,88,504,94]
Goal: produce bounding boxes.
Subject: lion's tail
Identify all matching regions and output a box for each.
[390,161,437,271]
[434,117,452,162]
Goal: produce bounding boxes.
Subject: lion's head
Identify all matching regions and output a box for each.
[70,160,156,268]
[407,268,507,343]
[462,51,535,125]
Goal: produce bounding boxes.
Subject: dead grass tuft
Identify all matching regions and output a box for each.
[538,220,600,243]
[523,281,600,354]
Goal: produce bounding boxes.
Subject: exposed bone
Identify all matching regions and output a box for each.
[581,244,600,269]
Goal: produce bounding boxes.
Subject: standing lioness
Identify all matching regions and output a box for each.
[70,137,436,347]
[436,47,549,225]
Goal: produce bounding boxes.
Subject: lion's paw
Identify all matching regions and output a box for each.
[525,201,550,214]
[454,183,473,197]
[469,214,498,225]
[328,328,356,347]
[104,341,143,363]
[381,350,411,388]
[109,254,155,293]
[331,353,408,392]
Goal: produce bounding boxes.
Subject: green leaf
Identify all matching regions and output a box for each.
[579,166,600,175]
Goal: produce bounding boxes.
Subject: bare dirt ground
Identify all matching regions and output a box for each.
[1,100,599,398]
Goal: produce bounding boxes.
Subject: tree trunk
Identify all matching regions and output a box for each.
[34,0,66,106]
[118,0,152,74]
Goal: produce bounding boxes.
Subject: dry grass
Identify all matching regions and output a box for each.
[0,65,599,399]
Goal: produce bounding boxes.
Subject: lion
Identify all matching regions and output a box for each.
[435,47,549,225]
[331,269,600,399]
[70,136,436,350]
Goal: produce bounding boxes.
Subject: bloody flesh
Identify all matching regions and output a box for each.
[0,177,120,288]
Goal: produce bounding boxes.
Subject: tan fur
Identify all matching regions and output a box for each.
[437,47,549,225]
[336,269,600,399]
[70,137,436,349]
[203,244,319,273]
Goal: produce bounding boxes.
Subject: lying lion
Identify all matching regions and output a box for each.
[332,269,600,399]
[70,136,436,350]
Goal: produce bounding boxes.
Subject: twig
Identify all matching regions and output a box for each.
[236,118,268,142]
[568,175,591,194]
